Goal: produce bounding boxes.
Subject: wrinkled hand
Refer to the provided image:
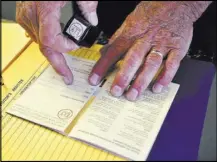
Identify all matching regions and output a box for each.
[16,1,98,84]
[89,1,212,101]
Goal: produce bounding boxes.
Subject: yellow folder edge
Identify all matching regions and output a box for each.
[1,20,32,73]
[1,41,126,161]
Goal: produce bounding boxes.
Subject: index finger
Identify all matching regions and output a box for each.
[88,36,133,86]
[40,46,73,85]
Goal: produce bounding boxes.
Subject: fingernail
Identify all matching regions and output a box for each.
[63,76,72,85]
[87,12,98,26]
[153,83,163,93]
[89,73,100,85]
[126,88,138,101]
[111,85,123,97]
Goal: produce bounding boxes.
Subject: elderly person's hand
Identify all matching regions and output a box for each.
[16,1,98,84]
[89,1,212,101]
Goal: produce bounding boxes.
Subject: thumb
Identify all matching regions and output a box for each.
[76,1,98,26]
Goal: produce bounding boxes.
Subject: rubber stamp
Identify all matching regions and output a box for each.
[63,14,101,47]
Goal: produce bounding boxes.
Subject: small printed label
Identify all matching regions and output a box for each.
[66,18,87,41]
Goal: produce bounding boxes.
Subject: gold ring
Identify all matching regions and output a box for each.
[151,50,164,58]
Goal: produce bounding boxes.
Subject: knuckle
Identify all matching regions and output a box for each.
[40,35,55,47]
[145,53,162,68]
[133,75,149,93]
[39,46,46,54]
[135,80,147,94]
[159,74,173,86]
[166,60,179,70]
[39,46,52,57]
[116,72,131,87]
[126,52,142,67]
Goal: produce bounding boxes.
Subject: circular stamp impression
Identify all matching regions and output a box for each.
[69,22,84,40]
[58,109,73,119]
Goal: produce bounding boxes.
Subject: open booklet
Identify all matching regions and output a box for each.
[7,53,180,161]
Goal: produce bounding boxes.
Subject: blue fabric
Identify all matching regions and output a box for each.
[147,58,216,160]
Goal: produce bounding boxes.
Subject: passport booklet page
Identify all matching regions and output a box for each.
[7,53,180,161]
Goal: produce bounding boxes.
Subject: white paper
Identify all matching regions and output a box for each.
[7,54,99,133]
[69,74,180,161]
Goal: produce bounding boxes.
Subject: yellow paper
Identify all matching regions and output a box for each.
[1,38,126,161]
[1,20,31,72]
